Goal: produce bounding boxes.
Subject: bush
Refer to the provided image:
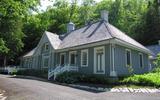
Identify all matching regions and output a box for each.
[152,67,160,73]
[16,69,48,78]
[55,71,110,84]
[121,73,160,87]
[55,71,81,84]
[80,74,109,84]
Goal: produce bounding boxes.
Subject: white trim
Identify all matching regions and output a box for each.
[125,49,132,67]
[55,38,151,55]
[112,44,115,72]
[110,44,117,77]
[56,39,113,52]
[109,44,112,75]
[81,49,88,67]
[139,53,144,68]
[60,53,66,66]
[94,46,105,74]
[69,51,77,66]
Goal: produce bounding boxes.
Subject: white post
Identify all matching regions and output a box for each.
[110,44,117,77]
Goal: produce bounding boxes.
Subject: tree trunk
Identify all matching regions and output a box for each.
[3,56,7,67]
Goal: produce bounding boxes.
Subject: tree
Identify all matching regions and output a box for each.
[0,0,40,66]
[134,0,160,45]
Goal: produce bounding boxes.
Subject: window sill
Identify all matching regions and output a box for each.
[81,65,88,67]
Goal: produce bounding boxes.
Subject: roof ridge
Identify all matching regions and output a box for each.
[104,22,115,38]
[61,20,101,40]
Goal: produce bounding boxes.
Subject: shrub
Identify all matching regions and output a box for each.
[153,53,160,73]
[55,71,81,84]
[55,71,110,84]
[121,73,160,87]
[80,74,109,84]
[16,69,48,78]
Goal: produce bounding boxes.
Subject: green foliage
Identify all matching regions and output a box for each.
[55,71,110,84]
[121,73,160,87]
[154,53,160,67]
[16,69,48,79]
[0,0,40,66]
[0,38,9,54]
[126,65,134,74]
[55,71,81,84]
[152,53,160,73]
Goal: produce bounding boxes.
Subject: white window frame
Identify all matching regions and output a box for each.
[69,51,77,66]
[125,49,132,67]
[81,49,88,67]
[94,46,105,74]
[60,53,66,66]
[139,53,144,68]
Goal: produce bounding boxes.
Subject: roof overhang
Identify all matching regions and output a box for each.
[55,38,114,52]
[55,38,152,55]
[114,38,153,55]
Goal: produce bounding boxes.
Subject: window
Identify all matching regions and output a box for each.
[60,53,65,66]
[43,57,49,67]
[81,49,88,67]
[71,53,75,64]
[28,58,32,68]
[139,53,143,68]
[126,49,131,66]
[44,43,49,51]
[69,51,76,65]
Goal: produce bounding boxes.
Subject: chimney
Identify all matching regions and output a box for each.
[67,22,75,33]
[100,10,109,22]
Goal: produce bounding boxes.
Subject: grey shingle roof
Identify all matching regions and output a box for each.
[45,31,62,49]
[59,21,112,49]
[146,45,160,59]
[59,20,150,53]
[23,48,36,57]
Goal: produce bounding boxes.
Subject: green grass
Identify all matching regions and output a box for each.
[112,84,156,89]
[120,72,160,88]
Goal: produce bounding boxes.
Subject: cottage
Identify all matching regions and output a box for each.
[20,10,152,79]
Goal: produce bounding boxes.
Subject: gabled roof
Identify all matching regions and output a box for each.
[59,20,150,54]
[59,21,112,49]
[146,44,160,59]
[45,31,62,49]
[23,31,61,57]
[23,48,36,57]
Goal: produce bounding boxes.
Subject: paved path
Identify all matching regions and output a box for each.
[70,84,160,93]
[0,75,160,100]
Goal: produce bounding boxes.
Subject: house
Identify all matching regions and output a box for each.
[20,10,152,79]
[146,41,160,69]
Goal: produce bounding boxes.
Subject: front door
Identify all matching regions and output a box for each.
[94,47,105,74]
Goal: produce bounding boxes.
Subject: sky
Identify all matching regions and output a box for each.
[40,0,102,11]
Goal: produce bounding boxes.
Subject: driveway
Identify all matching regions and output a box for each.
[0,75,159,100]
